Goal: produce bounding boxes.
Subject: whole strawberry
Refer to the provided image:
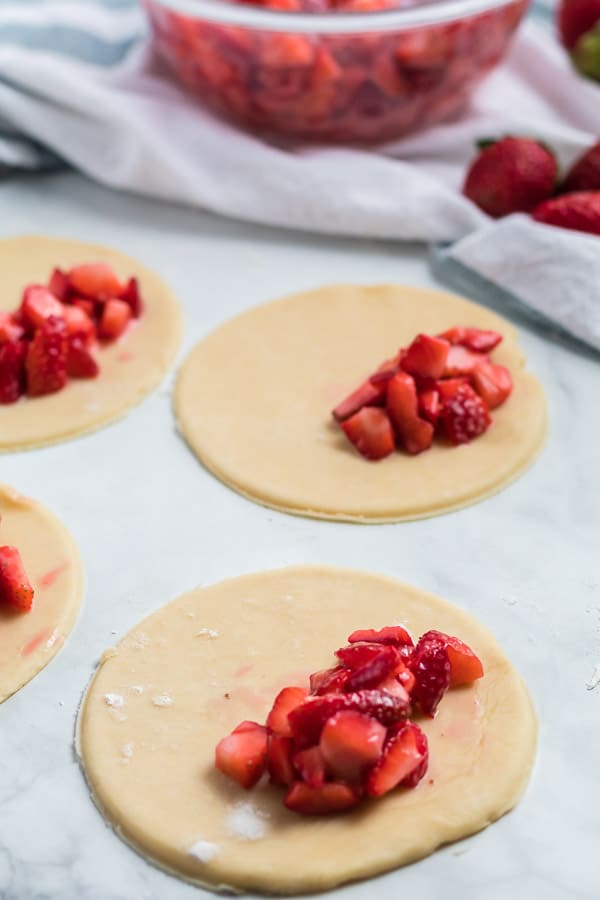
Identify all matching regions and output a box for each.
[533,191,600,236]
[563,139,600,192]
[558,0,600,48]
[463,137,558,218]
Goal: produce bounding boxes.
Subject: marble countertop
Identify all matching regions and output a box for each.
[0,171,598,900]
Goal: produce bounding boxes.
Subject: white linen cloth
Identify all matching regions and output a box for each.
[0,0,599,347]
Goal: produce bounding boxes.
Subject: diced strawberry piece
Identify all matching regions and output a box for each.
[62,304,96,341]
[0,340,27,404]
[409,634,451,717]
[471,360,513,410]
[400,723,429,788]
[441,383,491,445]
[443,345,485,377]
[419,630,484,686]
[332,379,386,422]
[215,720,268,788]
[438,327,503,353]
[72,298,96,319]
[266,686,308,737]
[401,334,449,379]
[267,734,295,786]
[284,781,360,815]
[293,746,328,787]
[368,353,402,385]
[365,721,425,797]
[48,268,71,302]
[119,276,143,318]
[98,299,132,341]
[386,373,434,455]
[26,316,68,397]
[340,407,395,461]
[68,262,125,301]
[336,642,392,671]
[347,625,414,650]
[418,388,440,425]
[0,313,25,344]
[0,546,34,612]
[67,335,100,379]
[338,645,401,692]
[320,711,386,782]
[289,689,411,749]
[435,377,468,399]
[379,672,414,700]
[20,285,65,330]
[310,666,351,695]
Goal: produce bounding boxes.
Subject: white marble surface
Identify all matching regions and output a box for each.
[0,172,599,900]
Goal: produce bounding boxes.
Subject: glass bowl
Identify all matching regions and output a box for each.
[143,0,529,142]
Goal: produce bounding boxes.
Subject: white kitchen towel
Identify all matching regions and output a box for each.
[0,0,599,348]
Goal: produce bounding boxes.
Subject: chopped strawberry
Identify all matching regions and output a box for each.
[386,373,434,454]
[379,670,415,699]
[266,686,308,737]
[320,711,386,782]
[340,406,395,461]
[215,720,268,788]
[0,312,25,344]
[72,298,97,319]
[289,689,411,748]
[409,634,451,717]
[347,625,414,650]
[20,286,65,330]
[417,388,440,425]
[284,781,360,815]
[441,383,491,445]
[67,335,100,379]
[336,642,392,670]
[438,327,502,353]
[401,334,449,379]
[365,721,425,797]
[339,645,401,692]
[332,379,386,423]
[48,268,71,302]
[369,353,401,383]
[68,262,125,301]
[98,299,132,341]
[267,734,296,786]
[471,360,513,410]
[119,276,143,318]
[399,723,429,788]
[443,344,484,377]
[62,304,96,341]
[435,377,468,399]
[0,340,27,404]
[293,746,328,787]
[310,666,351,695]
[419,630,484,686]
[0,546,35,612]
[26,316,68,397]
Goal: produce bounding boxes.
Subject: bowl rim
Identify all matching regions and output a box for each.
[146,0,526,34]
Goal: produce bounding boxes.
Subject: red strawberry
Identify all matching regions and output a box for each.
[98,299,132,341]
[365,721,426,797]
[48,268,71,302]
[68,262,125,300]
[26,316,68,397]
[72,298,96,319]
[266,686,308,737]
[0,340,27,404]
[386,373,434,455]
[418,389,440,425]
[443,345,485,377]
[463,137,557,218]
[369,354,401,383]
[119,276,143,317]
[20,286,65,330]
[0,313,25,344]
[336,642,395,671]
[340,407,395,461]
[401,334,449,379]
[215,720,268,788]
[409,635,451,717]
[267,734,295,786]
[533,191,600,236]
[396,722,429,789]
[339,645,401,692]
[310,666,351,695]
[419,630,484,686]
[284,781,360,815]
[320,711,386,782]
[62,304,96,341]
[441,383,491,445]
[289,690,411,748]
[348,625,414,650]
[438,326,503,353]
[332,379,386,422]
[67,335,100,379]
[436,377,469,399]
[471,360,513,410]
[380,665,416,697]
[293,746,328,787]
[563,140,600,193]
[558,0,600,49]
[0,546,35,612]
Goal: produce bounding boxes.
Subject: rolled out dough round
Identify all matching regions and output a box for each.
[78,566,536,895]
[0,484,84,703]
[174,283,546,522]
[0,235,183,451]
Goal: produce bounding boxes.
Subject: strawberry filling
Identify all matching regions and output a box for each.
[0,262,145,404]
[0,546,35,613]
[215,623,484,815]
[332,326,512,460]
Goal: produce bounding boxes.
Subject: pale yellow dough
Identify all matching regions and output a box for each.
[174,284,546,522]
[78,566,536,895]
[0,484,84,703]
[0,236,183,451]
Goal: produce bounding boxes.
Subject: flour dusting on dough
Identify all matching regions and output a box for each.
[152,693,173,707]
[188,839,220,862]
[226,802,270,840]
[196,628,219,638]
[104,693,125,709]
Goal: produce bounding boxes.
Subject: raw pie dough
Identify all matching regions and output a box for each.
[78,566,536,895]
[0,484,84,703]
[174,284,546,522]
[0,236,183,451]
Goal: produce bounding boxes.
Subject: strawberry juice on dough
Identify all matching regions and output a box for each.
[77,566,537,895]
[173,284,547,522]
[0,485,84,702]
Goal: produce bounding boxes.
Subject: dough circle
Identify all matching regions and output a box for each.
[174,284,546,522]
[0,484,84,703]
[0,235,183,451]
[78,566,536,895]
